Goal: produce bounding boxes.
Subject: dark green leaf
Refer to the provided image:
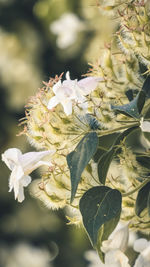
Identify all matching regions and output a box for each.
[135,182,150,216]
[79,186,122,250]
[111,91,146,119]
[98,150,114,184]
[67,132,98,202]
[136,155,150,170]
[98,126,138,184]
[93,133,120,162]
[125,89,134,101]
[142,76,150,98]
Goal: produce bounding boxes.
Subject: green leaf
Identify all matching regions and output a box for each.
[67,132,98,203]
[111,91,146,119]
[142,76,150,98]
[93,133,120,162]
[97,126,138,184]
[79,186,122,251]
[136,154,150,170]
[135,182,150,217]
[125,89,134,101]
[97,149,114,184]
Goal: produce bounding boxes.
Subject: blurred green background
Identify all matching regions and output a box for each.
[0,0,101,266]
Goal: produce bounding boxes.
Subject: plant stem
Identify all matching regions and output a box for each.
[97,122,139,136]
[122,178,150,197]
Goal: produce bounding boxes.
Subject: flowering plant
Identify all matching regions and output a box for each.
[2,0,150,265]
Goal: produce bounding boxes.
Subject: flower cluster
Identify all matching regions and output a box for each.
[2,0,150,265]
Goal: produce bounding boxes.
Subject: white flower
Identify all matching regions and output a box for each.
[140,117,150,132]
[2,148,55,202]
[85,224,130,267]
[102,224,129,253]
[50,13,85,49]
[133,238,150,267]
[85,250,130,267]
[47,71,102,115]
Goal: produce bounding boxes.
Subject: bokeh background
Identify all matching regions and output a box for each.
[0,0,102,266]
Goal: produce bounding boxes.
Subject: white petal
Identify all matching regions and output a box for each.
[52,80,62,94]
[134,239,149,253]
[62,100,72,115]
[9,165,24,190]
[66,71,71,80]
[134,245,150,267]
[1,148,22,170]
[21,175,32,187]
[78,77,102,95]
[140,119,150,132]
[105,250,130,267]
[31,160,53,170]
[20,150,55,174]
[17,185,25,202]
[102,225,129,253]
[84,250,105,266]
[47,96,59,109]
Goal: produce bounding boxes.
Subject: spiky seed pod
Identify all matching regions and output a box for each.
[30,158,99,224]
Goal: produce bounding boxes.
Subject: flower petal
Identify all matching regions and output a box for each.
[105,250,130,267]
[2,148,22,170]
[20,150,55,174]
[47,96,60,109]
[62,100,72,115]
[21,175,32,187]
[78,77,102,95]
[134,245,150,267]
[134,239,149,253]
[140,118,150,132]
[102,225,129,253]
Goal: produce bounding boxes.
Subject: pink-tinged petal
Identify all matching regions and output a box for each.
[2,148,22,170]
[78,77,103,95]
[20,150,55,174]
[47,96,60,109]
[62,101,72,115]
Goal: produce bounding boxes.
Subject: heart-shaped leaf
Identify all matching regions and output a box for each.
[111,91,146,119]
[79,186,122,253]
[67,132,98,202]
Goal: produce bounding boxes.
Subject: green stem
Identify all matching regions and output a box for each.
[97,122,139,136]
[122,178,150,197]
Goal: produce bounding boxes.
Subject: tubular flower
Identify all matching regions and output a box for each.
[2,148,55,202]
[85,224,130,267]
